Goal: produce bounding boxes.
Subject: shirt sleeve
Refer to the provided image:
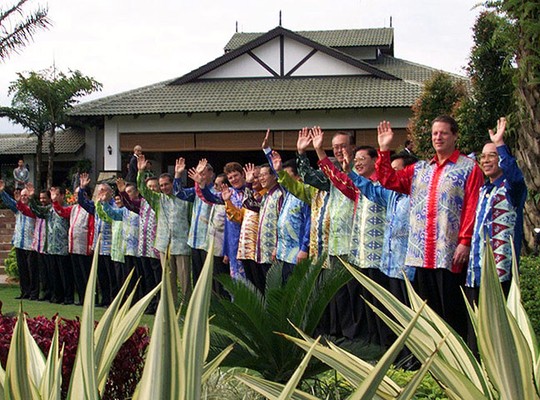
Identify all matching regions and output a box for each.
[200,184,224,204]
[300,203,311,253]
[375,150,414,195]
[173,178,196,202]
[137,171,160,212]
[348,172,391,208]
[277,170,313,204]
[16,201,36,218]
[317,157,358,202]
[497,145,527,208]
[225,199,244,223]
[119,191,141,214]
[29,198,49,219]
[297,152,330,191]
[78,187,95,215]
[101,201,124,221]
[0,191,18,213]
[52,201,73,219]
[458,163,485,246]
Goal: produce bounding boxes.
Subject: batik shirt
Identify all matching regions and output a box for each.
[277,170,330,268]
[138,172,191,256]
[32,217,47,254]
[120,193,159,259]
[347,172,415,281]
[298,153,354,257]
[30,200,68,256]
[318,157,385,270]
[467,145,527,287]
[78,190,113,256]
[195,184,226,257]
[101,202,140,257]
[201,184,245,279]
[52,202,94,256]
[1,191,34,250]
[256,185,285,264]
[276,190,311,265]
[96,203,125,263]
[376,150,484,272]
[174,179,212,251]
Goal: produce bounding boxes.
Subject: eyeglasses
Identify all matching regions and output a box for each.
[353,156,369,162]
[478,152,498,162]
[332,144,349,151]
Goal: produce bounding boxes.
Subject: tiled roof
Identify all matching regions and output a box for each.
[0,129,85,154]
[224,28,393,51]
[70,76,422,117]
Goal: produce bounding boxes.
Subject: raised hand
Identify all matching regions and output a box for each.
[296,127,312,154]
[116,177,126,192]
[79,172,91,189]
[262,129,271,149]
[195,159,208,175]
[244,163,256,183]
[489,117,506,146]
[26,182,35,198]
[342,150,352,173]
[310,126,325,150]
[220,184,231,201]
[175,157,186,178]
[377,121,394,151]
[270,150,282,171]
[187,167,202,184]
[0,180,4,192]
[137,154,147,171]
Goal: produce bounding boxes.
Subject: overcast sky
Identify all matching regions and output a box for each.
[0,0,481,133]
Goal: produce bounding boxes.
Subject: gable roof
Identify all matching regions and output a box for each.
[0,129,85,155]
[170,26,397,85]
[224,28,394,51]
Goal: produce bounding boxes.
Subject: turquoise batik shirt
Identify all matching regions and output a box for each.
[348,172,415,281]
[96,202,125,263]
[78,189,113,256]
[256,184,285,264]
[1,191,34,250]
[30,199,68,256]
[276,191,311,265]
[298,153,353,257]
[101,201,140,257]
[138,172,191,255]
[173,178,212,251]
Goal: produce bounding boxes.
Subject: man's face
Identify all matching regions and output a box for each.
[353,149,376,178]
[251,167,262,191]
[134,146,142,156]
[332,134,354,163]
[226,170,245,189]
[126,185,139,200]
[480,143,502,181]
[146,179,159,192]
[214,176,226,191]
[114,195,123,208]
[159,177,173,195]
[39,192,50,205]
[391,158,405,171]
[201,167,214,185]
[18,160,24,168]
[431,122,457,156]
[258,167,276,189]
[20,189,29,204]
[283,167,297,180]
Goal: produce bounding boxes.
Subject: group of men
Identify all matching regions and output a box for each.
[1,115,526,350]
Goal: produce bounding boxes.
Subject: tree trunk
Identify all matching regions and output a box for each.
[34,134,43,191]
[46,125,56,188]
[514,33,540,251]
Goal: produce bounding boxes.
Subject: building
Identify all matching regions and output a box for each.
[68,25,465,177]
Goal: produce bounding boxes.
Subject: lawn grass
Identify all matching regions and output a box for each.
[0,283,155,329]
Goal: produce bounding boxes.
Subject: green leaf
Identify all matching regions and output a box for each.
[39,321,63,400]
[235,374,320,400]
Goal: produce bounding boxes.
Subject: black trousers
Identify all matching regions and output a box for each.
[15,248,33,298]
[191,248,207,287]
[97,255,116,306]
[38,252,53,300]
[212,255,230,298]
[243,259,270,294]
[414,268,468,339]
[141,256,162,312]
[51,254,73,304]
[71,254,91,303]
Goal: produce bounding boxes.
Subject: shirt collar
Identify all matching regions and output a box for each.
[429,149,461,166]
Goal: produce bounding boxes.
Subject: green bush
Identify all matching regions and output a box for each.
[4,247,18,279]
[519,255,540,338]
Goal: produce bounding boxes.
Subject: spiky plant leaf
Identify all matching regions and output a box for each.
[236,374,319,400]
[39,321,62,400]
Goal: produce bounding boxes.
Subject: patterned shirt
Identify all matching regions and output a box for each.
[78,190,113,256]
[101,201,140,257]
[377,150,484,272]
[467,145,527,287]
[276,191,311,265]
[53,202,94,256]
[138,172,191,255]
[256,185,285,264]
[1,191,34,250]
[30,200,68,256]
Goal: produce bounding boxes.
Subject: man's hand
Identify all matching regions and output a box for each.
[377,121,394,151]
[452,244,470,271]
[79,172,91,189]
[187,167,202,184]
[0,180,4,192]
[342,150,352,173]
[175,157,186,178]
[220,184,231,201]
[137,154,148,172]
[26,182,35,198]
[489,117,506,146]
[310,126,325,150]
[195,159,208,175]
[116,177,126,192]
[262,129,271,149]
[296,250,308,263]
[244,163,256,184]
[270,151,282,172]
[296,127,312,154]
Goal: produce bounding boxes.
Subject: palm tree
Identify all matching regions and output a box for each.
[209,257,351,382]
[0,0,51,61]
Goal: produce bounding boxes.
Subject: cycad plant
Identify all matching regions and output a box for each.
[237,243,540,400]
[210,257,351,382]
